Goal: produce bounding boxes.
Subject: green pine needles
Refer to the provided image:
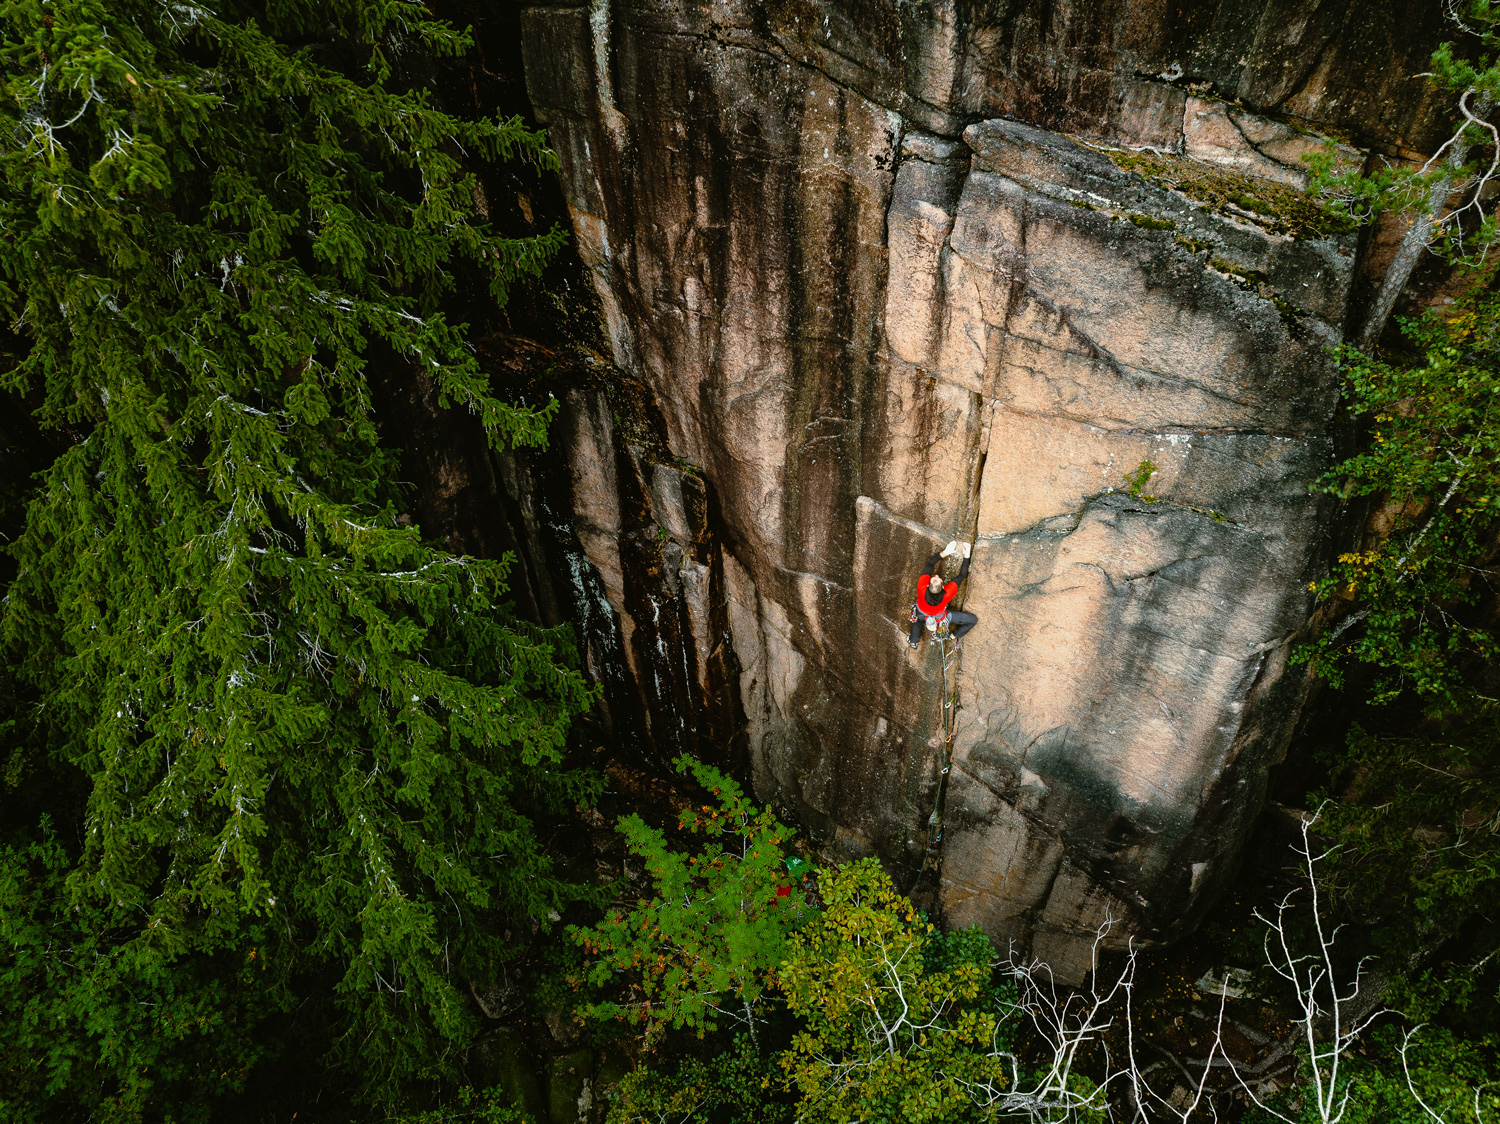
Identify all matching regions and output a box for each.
[571,757,807,1051]
[0,0,594,1118]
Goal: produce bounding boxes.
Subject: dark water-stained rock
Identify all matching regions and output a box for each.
[519,0,1453,973]
[548,1048,594,1124]
[472,1027,548,1120]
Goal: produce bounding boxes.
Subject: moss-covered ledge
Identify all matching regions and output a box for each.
[1106,148,1357,242]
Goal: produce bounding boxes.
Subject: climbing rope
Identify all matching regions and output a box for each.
[926,629,960,849]
[910,543,971,863]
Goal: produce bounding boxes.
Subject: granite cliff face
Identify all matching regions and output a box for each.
[517,0,1453,974]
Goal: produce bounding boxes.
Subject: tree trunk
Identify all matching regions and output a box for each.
[1355,95,1493,354]
[1354,178,1453,353]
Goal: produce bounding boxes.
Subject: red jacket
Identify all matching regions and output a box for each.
[915,549,968,616]
[912,543,972,615]
[915,577,957,616]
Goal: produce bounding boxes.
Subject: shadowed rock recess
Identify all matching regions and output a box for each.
[519,0,1449,976]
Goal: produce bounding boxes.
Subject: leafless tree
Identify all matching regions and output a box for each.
[958,921,1134,1121]
[1219,812,1383,1124]
[957,812,1384,1123]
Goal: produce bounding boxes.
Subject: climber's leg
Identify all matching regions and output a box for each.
[908,617,925,649]
[948,610,978,639]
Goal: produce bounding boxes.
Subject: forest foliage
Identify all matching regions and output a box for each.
[571,758,805,1047]
[1279,0,1500,1061]
[0,0,593,1119]
[1295,285,1500,1043]
[573,774,1019,1124]
[1301,292,1500,706]
[574,782,1499,1124]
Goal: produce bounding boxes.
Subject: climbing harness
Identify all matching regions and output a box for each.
[911,602,952,636]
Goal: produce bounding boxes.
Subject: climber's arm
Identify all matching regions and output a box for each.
[919,552,943,578]
[954,552,971,585]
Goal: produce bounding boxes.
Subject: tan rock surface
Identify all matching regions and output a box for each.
[519,0,1414,972]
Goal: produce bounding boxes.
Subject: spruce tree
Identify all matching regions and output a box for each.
[0,0,593,1117]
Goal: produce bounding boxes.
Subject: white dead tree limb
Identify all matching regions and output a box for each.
[19,69,102,162]
[1398,1025,1496,1124]
[954,921,1134,1121]
[1350,0,1500,352]
[1351,0,1500,350]
[1221,811,1384,1124]
[1122,969,1232,1124]
[1348,0,1500,353]
[1355,87,1497,354]
[958,925,1239,1123]
[953,812,1384,1123]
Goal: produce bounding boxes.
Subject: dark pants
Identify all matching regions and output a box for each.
[909,610,978,646]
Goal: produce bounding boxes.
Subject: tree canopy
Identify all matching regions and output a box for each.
[0,0,594,1118]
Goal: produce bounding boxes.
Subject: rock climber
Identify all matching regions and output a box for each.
[908,540,977,650]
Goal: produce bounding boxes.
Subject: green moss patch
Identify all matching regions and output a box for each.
[1127,212,1177,231]
[1207,259,1307,333]
[1107,149,1355,241]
